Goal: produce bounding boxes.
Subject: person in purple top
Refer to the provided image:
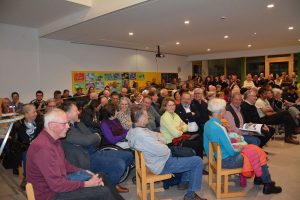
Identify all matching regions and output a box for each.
[61,102,133,193]
[100,104,128,145]
[26,108,123,200]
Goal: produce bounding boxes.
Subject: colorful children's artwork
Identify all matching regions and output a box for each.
[85,82,95,89]
[95,73,104,81]
[74,82,85,89]
[137,73,145,80]
[85,73,95,81]
[95,81,105,90]
[129,73,136,80]
[74,72,85,82]
[104,73,114,81]
[113,73,122,80]
[122,73,129,80]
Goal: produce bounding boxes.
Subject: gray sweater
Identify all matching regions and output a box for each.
[126,127,170,174]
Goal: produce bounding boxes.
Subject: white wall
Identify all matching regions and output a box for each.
[0,23,192,102]
[0,23,40,103]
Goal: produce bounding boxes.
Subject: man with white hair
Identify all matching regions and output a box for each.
[26,108,122,200]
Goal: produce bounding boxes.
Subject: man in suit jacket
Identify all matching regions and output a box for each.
[60,101,133,193]
[175,92,204,159]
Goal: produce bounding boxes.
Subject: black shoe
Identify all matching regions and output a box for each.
[254,177,275,186]
[285,137,300,145]
[202,170,208,175]
[263,183,282,194]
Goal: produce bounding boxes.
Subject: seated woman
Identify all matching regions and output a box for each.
[204,98,282,195]
[160,97,202,157]
[116,97,132,130]
[80,99,101,133]
[100,104,128,147]
[12,104,43,189]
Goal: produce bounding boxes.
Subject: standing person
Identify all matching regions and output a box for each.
[26,108,122,200]
[11,104,43,189]
[30,90,46,114]
[11,92,24,113]
[204,98,282,195]
[127,107,207,200]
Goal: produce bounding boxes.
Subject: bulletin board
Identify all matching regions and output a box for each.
[72,71,177,94]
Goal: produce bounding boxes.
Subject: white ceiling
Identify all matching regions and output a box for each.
[1,0,300,56]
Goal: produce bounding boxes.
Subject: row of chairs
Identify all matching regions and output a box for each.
[26,142,245,200]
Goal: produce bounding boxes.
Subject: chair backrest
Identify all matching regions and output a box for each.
[209,142,222,171]
[135,150,147,180]
[26,183,35,200]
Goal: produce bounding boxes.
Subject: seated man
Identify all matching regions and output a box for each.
[224,92,270,147]
[30,90,46,114]
[255,88,298,144]
[127,107,207,200]
[141,95,161,132]
[26,108,123,200]
[60,101,133,193]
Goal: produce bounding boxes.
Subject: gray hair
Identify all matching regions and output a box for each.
[207,98,226,114]
[119,97,132,113]
[131,106,144,125]
[272,88,282,96]
[22,104,35,114]
[44,108,66,129]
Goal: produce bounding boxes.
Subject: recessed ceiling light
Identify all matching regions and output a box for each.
[288,26,294,30]
[207,48,211,52]
[267,4,274,8]
[220,16,227,20]
[176,42,180,45]
[184,20,190,24]
[129,32,134,36]
[254,32,257,35]
[224,35,229,39]
[298,39,300,42]
[248,44,252,47]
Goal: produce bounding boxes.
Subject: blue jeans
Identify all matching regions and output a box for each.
[161,156,203,194]
[222,155,272,183]
[243,135,261,146]
[89,150,133,186]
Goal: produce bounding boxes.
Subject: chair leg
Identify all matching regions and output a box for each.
[141,182,147,200]
[150,182,155,200]
[224,175,229,195]
[216,174,222,199]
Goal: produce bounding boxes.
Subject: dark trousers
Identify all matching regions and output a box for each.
[181,131,203,158]
[261,111,296,138]
[254,126,275,147]
[53,173,124,200]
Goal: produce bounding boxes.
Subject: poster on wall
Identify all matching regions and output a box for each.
[72,71,177,94]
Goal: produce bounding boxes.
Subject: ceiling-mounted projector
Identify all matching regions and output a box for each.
[156,45,165,58]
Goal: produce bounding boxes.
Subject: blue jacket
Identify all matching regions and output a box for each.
[204,118,238,160]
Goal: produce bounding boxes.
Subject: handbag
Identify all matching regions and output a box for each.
[171,134,191,146]
[169,146,196,157]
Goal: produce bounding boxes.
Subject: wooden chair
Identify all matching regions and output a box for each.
[135,150,173,200]
[26,183,35,200]
[208,142,246,199]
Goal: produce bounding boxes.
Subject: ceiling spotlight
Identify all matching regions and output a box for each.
[176,42,180,45]
[224,35,229,39]
[254,32,257,35]
[248,44,252,47]
[184,20,190,24]
[288,26,294,30]
[298,39,300,42]
[267,4,274,8]
[220,16,227,20]
[207,48,211,52]
[129,32,134,36]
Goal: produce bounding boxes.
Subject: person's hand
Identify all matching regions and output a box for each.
[262,125,269,132]
[191,112,195,116]
[84,174,104,187]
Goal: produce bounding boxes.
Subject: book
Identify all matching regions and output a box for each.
[239,123,263,135]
